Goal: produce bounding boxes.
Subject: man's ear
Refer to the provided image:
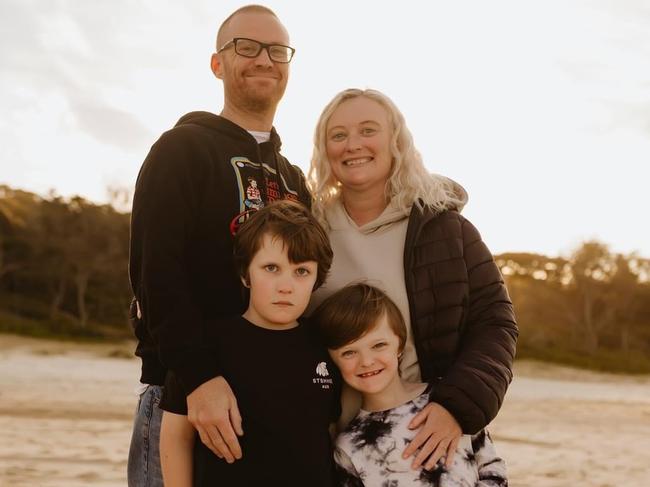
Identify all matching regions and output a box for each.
[211,52,224,80]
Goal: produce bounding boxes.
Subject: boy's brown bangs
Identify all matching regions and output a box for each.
[234,200,333,289]
[313,283,407,352]
[282,227,330,267]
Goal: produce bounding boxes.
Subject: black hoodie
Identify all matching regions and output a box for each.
[129,112,311,393]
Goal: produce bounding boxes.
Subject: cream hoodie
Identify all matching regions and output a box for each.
[310,198,421,426]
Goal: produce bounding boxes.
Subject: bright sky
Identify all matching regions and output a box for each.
[1,0,648,257]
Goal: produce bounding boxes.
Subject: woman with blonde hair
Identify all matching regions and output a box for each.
[308,88,518,473]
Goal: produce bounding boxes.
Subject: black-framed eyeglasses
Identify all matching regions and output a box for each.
[217,37,295,64]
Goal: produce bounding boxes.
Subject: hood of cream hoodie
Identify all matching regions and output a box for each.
[327,198,410,235]
[327,174,468,235]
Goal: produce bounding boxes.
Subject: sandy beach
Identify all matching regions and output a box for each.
[1,334,649,487]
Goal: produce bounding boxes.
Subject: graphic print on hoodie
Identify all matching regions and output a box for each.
[229,156,301,233]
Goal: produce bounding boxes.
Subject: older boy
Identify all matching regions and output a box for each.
[159,201,340,487]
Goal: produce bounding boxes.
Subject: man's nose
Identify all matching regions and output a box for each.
[254,47,274,67]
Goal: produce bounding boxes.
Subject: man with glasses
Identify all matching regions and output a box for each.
[127,5,310,486]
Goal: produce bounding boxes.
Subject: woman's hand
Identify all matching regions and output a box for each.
[402,402,461,470]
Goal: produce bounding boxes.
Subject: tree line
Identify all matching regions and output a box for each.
[498,245,650,372]
[1,185,649,372]
[0,185,130,338]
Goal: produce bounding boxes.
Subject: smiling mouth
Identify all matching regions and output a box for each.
[343,157,373,167]
[358,369,382,378]
[245,72,280,80]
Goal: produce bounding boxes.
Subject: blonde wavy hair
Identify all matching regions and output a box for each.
[308,88,466,223]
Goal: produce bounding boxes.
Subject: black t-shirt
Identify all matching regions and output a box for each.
[161,316,340,487]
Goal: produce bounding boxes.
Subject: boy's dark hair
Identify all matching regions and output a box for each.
[313,283,407,352]
[233,200,333,290]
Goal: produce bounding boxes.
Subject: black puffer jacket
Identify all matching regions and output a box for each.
[404,206,518,434]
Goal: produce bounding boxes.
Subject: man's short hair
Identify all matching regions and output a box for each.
[233,200,333,290]
[216,4,280,49]
[313,283,407,352]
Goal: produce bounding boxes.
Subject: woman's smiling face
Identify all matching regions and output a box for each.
[325,96,393,195]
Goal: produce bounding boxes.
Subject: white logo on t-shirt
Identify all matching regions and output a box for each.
[313,362,333,389]
[316,362,329,377]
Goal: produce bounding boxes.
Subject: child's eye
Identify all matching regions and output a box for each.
[264,264,278,272]
[295,267,311,277]
[341,350,356,358]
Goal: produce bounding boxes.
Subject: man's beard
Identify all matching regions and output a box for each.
[239,87,275,112]
[228,72,285,114]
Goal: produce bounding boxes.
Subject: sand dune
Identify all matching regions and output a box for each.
[1,334,649,486]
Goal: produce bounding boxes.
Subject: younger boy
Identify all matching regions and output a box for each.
[314,283,508,487]
[159,200,340,487]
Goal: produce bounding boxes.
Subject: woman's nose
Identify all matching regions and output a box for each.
[345,133,363,152]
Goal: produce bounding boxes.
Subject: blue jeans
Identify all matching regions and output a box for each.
[127,384,164,487]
